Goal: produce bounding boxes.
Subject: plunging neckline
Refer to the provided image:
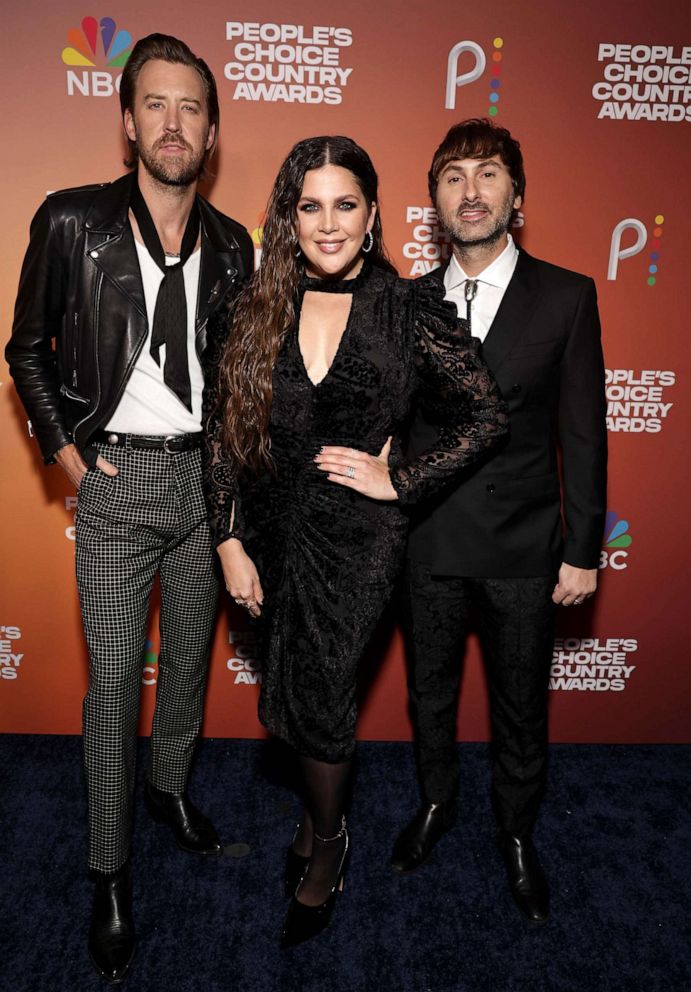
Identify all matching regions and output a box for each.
[297,293,354,388]
[296,262,370,388]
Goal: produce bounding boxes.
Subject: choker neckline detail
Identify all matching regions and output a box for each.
[300,259,372,294]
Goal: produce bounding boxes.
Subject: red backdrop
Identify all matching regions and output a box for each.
[1,0,689,743]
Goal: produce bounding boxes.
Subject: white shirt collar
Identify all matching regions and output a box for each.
[445,234,518,292]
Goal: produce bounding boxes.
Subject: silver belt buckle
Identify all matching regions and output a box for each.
[163,435,180,454]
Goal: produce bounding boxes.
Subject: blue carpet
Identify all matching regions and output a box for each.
[1,737,690,992]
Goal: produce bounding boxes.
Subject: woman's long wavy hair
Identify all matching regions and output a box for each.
[218,135,396,475]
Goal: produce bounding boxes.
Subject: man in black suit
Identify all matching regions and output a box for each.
[391,119,607,924]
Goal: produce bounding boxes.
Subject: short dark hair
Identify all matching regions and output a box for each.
[119,33,219,170]
[428,118,525,203]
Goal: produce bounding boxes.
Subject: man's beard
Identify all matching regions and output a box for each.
[440,192,515,250]
[137,133,207,188]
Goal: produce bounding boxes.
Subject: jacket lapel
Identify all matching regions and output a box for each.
[195,199,241,333]
[82,173,147,320]
[481,249,540,374]
[89,226,147,320]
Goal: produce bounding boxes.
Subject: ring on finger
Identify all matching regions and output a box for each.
[346,465,356,479]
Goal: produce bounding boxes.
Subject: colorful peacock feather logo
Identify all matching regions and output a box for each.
[603,511,632,549]
[62,16,132,68]
[142,639,158,668]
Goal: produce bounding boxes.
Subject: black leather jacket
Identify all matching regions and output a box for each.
[6,172,253,462]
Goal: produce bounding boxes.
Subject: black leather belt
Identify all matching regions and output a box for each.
[92,430,203,453]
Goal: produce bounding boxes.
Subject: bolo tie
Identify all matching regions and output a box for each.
[464,279,478,335]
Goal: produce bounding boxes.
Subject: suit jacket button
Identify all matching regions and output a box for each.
[486,483,496,494]
[511,383,522,393]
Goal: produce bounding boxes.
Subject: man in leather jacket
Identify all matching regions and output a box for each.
[6,34,253,982]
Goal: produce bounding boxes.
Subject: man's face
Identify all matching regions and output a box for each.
[434,156,521,249]
[123,59,215,188]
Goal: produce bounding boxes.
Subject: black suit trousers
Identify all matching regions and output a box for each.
[404,560,556,836]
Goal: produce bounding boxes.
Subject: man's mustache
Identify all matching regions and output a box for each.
[154,135,191,151]
[457,202,490,213]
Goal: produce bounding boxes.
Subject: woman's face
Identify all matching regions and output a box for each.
[296,164,376,280]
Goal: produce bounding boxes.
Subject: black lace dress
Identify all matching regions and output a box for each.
[202,262,508,762]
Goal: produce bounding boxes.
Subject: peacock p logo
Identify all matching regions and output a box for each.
[62,16,133,97]
[599,511,632,570]
[142,639,158,686]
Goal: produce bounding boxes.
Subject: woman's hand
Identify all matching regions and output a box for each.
[314,437,398,501]
[217,538,264,617]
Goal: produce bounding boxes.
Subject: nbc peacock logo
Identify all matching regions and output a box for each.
[599,511,632,571]
[62,16,133,97]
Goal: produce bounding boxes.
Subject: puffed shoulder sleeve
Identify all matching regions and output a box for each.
[391,277,509,504]
[201,309,245,546]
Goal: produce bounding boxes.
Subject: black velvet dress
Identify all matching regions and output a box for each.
[203,262,508,762]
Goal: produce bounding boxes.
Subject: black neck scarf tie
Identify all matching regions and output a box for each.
[130,182,200,412]
[464,279,478,336]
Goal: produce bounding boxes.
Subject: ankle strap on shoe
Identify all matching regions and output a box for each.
[313,816,347,843]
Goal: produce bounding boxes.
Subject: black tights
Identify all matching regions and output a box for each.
[292,754,351,907]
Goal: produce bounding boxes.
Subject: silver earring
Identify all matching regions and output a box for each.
[290,236,301,259]
[362,231,374,254]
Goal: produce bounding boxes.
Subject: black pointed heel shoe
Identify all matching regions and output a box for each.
[280,818,349,949]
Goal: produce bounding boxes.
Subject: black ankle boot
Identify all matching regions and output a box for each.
[281,818,349,948]
[390,800,457,874]
[88,864,135,984]
[144,779,222,854]
[497,831,550,924]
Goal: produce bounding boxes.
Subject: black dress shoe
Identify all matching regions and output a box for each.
[88,864,135,984]
[144,779,222,854]
[497,832,549,924]
[390,800,457,874]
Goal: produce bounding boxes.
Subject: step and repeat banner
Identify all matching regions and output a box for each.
[1,0,689,743]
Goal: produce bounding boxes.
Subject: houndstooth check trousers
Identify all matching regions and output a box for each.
[75,440,218,873]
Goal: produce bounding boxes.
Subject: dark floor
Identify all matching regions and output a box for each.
[2,737,690,992]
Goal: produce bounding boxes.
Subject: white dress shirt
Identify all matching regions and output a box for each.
[443,234,519,342]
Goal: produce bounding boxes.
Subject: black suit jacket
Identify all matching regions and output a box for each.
[407,249,607,577]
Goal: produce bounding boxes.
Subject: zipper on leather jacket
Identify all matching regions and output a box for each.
[72,312,79,386]
[73,272,103,442]
[60,383,90,406]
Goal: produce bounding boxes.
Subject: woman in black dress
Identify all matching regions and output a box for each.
[202,136,508,945]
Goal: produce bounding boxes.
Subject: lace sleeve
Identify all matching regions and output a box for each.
[201,310,244,547]
[391,278,509,505]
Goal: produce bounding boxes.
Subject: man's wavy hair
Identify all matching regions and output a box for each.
[119,33,219,172]
[428,118,526,204]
